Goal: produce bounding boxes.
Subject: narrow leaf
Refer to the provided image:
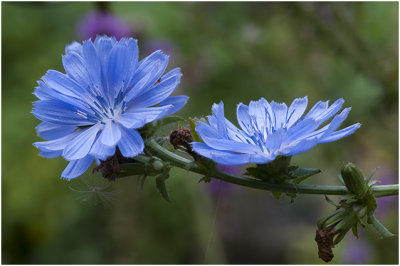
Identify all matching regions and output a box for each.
[139,175,147,191]
[325,195,341,207]
[366,168,377,183]
[370,214,395,237]
[289,167,321,184]
[352,224,358,238]
[337,174,345,185]
[189,118,202,142]
[156,173,171,202]
[272,191,282,200]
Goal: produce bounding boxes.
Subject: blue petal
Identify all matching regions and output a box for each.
[303,100,329,120]
[192,142,273,165]
[100,121,121,146]
[319,123,361,143]
[125,50,169,101]
[34,81,93,114]
[32,100,94,126]
[119,105,173,129]
[131,68,182,108]
[248,153,276,164]
[259,98,275,134]
[33,81,52,100]
[211,102,229,138]
[94,36,117,71]
[286,96,308,128]
[237,103,255,136]
[279,137,319,156]
[107,39,138,96]
[34,132,79,151]
[39,150,62,158]
[65,41,83,55]
[315,98,344,122]
[270,101,288,130]
[196,121,221,138]
[223,118,253,144]
[196,121,260,153]
[82,40,103,91]
[249,99,267,136]
[117,128,144,157]
[159,95,189,115]
[90,136,116,160]
[36,122,76,140]
[61,155,94,180]
[191,142,251,165]
[264,128,285,152]
[41,70,86,97]
[284,118,321,144]
[319,107,351,138]
[63,124,102,160]
[201,136,260,153]
[62,52,92,88]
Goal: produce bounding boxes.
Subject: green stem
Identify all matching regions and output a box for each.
[134,139,398,197]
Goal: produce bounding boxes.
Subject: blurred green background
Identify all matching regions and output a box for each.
[2,2,398,264]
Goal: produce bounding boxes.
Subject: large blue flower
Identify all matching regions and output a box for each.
[33,36,188,180]
[192,97,360,165]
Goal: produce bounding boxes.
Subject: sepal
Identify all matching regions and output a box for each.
[139,116,185,138]
[155,172,171,202]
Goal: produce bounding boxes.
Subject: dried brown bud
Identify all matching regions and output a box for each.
[315,223,338,262]
[93,152,128,181]
[170,128,194,148]
[170,128,202,160]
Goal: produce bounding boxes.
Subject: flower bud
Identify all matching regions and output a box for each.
[341,162,368,198]
[152,160,165,171]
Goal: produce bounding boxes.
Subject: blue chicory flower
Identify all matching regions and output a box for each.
[33,36,188,180]
[192,97,360,165]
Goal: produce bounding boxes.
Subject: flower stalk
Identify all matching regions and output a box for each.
[125,139,398,197]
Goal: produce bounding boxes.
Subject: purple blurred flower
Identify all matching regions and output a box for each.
[208,165,243,198]
[343,235,373,264]
[77,11,132,41]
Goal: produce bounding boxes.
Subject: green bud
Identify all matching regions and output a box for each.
[152,160,164,171]
[341,162,368,198]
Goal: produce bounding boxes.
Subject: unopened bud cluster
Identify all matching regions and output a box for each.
[315,162,393,263]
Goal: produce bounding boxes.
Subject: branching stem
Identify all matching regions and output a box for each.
[129,139,399,198]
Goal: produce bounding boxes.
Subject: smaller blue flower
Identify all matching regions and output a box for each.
[192,97,360,165]
[33,36,188,180]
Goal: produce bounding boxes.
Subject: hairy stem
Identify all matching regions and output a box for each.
[131,139,398,197]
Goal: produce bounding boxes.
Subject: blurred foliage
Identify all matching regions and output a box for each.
[2,2,398,264]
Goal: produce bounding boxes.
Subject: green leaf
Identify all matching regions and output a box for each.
[366,168,377,183]
[325,195,341,207]
[352,224,358,238]
[334,229,350,245]
[158,116,185,125]
[369,214,395,237]
[337,174,345,185]
[198,175,212,183]
[140,116,185,138]
[289,167,321,184]
[244,167,264,179]
[368,180,380,187]
[272,191,282,200]
[317,210,340,228]
[139,175,147,191]
[189,118,202,142]
[341,194,357,201]
[156,173,171,202]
